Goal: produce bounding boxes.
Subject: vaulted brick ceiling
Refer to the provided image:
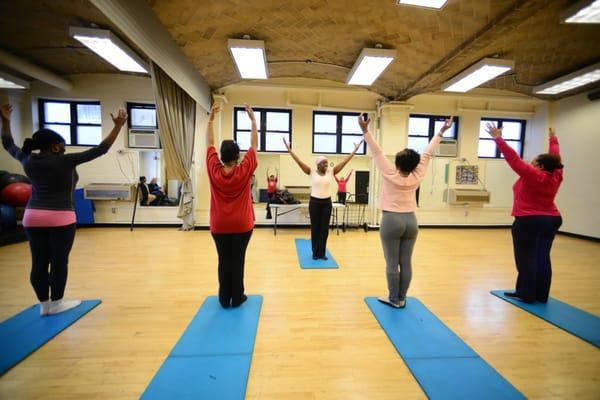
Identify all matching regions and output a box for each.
[1,0,599,100]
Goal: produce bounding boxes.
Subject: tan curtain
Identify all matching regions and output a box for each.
[150,61,197,230]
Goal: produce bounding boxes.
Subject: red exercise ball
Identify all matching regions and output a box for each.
[1,182,32,207]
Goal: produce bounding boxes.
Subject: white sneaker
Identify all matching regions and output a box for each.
[48,299,82,315]
[39,300,50,316]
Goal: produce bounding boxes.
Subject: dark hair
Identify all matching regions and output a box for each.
[536,153,563,172]
[140,176,147,183]
[220,140,240,164]
[395,149,421,173]
[22,129,65,155]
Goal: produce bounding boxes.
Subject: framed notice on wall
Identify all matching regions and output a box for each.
[456,165,479,185]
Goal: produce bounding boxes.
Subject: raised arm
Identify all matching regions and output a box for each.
[245,103,258,150]
[548,128,560,156]
[333,140,363,175]
[275,168,279,180]
[486,122,541,179]
[358,114,396,175]
[283,138,311,175]
[62,109,128,166]
[266,167,270,181]
[101,109,127,148]
[206,104,219,148]
[344,170,353,183]
[0,104,25,162]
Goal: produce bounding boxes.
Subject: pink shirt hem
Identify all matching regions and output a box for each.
[23,209,77,227]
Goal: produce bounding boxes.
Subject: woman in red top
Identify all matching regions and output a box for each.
[486,123,563,303]
[265,167,278,219]
[334,169,352,204]
[206,103,258,308]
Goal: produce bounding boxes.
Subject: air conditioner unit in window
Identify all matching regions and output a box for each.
[444,189,490,204]
[435,139,457,157]
[128,128,160,148]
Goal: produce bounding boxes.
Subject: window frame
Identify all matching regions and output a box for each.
[312,111,367,155]
[126,102,158,129]
[407,114,459,154]
[38,98,102,147]
[233,106,292,153]
[478,117,526,159]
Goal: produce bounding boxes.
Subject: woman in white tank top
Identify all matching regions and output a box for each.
[283,138,362,259]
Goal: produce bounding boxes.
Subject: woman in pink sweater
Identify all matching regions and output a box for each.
[486,124,563,303]
[359,114,453,308]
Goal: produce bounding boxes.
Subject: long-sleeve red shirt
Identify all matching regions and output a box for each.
[495,136,562,217]
[207,146,257,233]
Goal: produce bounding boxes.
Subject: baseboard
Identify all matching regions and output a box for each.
[558,230,600,242]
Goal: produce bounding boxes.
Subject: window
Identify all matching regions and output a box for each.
[39,99,102,146]
[233,107,291,152]
[127,103,157,129]
[478,118,526,158]
[407,114,459,154]
[312,111,367,155]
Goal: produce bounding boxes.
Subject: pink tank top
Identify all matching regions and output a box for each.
[23,209,77,227]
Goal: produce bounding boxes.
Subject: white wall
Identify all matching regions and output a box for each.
[7,75,592,230]
[552,93,600,238]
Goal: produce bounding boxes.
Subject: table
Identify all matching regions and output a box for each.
[269,203,345,236]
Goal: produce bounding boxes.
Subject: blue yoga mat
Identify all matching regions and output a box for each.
[141,295,263,400]
[491,290,600,348]
[0,300,101,376]
[294,238,338,269]
[365,297,525,400]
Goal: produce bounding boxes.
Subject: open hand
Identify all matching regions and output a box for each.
[244,103,256,122]
[358,114,370,133]
[439,116,454,134]
[485,122,502,139]
[0,104,13,121]
[111,109,128,127]
[209,104,221,122]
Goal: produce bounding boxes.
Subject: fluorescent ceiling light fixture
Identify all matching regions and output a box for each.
[0,70,29,89]
[441,58,514,92]
[228,38,268,79]
[534,62,600,95]
[69,27,148,73]
[562,0,600,23]
[347,48,396,86]
[396,0,448,9]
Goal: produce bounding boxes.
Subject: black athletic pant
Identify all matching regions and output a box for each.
[337,192,347,205]
[24,223,77,302]
[309,196,332,258]
[511,215,562,302]
[211,230,253,308]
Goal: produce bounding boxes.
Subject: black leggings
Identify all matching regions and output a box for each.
[24,224,77,302]
[309,197,332,258]
[511,215,562,302]
[211,230,253,308]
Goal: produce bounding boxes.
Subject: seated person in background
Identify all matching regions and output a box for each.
[148,177,165,198]
[139,176,159,206]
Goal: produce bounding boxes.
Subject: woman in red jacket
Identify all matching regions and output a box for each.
[206,103,258,308]
[486,124,563,303]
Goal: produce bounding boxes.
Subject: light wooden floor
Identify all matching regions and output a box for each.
[0,228,599,399]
